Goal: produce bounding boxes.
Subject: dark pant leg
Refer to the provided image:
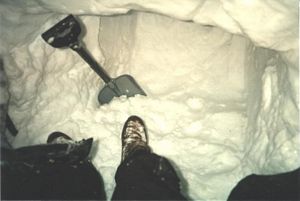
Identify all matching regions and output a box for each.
[1,159,106,200]
[112,150,187,200]
[227,168,300,201]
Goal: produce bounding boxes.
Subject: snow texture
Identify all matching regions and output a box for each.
[0,0,299,200]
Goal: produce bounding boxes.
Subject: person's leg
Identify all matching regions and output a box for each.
[112,115,187,200]
[227,168,300,201]
[1,132,107,200]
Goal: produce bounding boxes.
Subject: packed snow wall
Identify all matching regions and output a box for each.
[0,0,299,200]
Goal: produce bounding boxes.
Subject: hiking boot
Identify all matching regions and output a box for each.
[47,132,74,144]
[121,115,150,161]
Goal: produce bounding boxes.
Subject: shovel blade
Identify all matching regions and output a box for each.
[98,75,146,105]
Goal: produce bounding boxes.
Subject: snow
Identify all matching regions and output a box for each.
[0,0,299,200]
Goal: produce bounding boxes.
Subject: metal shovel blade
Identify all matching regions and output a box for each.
[98,75,146,105]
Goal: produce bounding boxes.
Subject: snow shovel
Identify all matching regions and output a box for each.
[41,15,146,105]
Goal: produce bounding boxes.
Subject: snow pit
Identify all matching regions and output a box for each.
[0,0,299,200]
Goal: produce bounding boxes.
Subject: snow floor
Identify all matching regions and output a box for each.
[1,1,299,200]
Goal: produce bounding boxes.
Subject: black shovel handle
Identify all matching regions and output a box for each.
[71,43,111,83]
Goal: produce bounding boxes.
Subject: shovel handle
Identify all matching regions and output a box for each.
[71,43,111,83]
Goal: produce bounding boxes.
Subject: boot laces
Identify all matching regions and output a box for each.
[124,120,146,143]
